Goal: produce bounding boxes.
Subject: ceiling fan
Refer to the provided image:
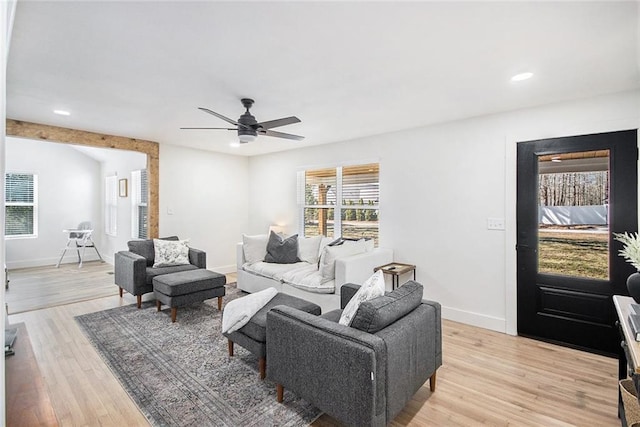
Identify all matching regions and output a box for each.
[181,98,304,143]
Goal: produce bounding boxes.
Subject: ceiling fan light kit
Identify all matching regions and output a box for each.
[180,98,305,144]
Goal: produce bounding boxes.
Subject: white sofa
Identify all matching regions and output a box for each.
[236,237,393,313]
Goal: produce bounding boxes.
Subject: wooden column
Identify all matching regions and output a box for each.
[6,119,160,238]
[318,184,327,236]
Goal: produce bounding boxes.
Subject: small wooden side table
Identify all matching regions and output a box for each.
[374,262,416,290]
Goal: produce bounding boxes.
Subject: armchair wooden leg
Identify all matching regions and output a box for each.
[156,300,161,311]
[430,371,437,392]
[259,357,266,380]
[136,295,142,309]
[119,287,123,298]
[276,384,284,403]
[228,340,234,357]
[171,307,177,323]
[217,296,222,311]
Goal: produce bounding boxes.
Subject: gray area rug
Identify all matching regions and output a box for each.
[75,284,321,426]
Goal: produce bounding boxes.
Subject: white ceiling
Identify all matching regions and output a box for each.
[6,1,640,157]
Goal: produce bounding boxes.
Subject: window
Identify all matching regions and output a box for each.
[131,169,148,239]
[299,163,379,245]
[105,175,118,236]
[5,173,38,238]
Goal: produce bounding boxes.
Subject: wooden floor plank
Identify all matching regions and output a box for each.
[7,266,619,426]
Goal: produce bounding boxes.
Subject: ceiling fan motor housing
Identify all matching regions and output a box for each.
[237,110,258,142]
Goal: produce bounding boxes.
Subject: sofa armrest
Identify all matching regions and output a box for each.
[236,242,246,271]
[188,248,206,268]
[340,283,361,309]
[114,251,147,293]
[335,248,393,291]
[267,305,387,426]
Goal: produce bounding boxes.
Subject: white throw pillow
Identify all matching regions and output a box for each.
[153,239,190,267]
[319,239,367,280]
[339,270,386,326]
[364,239,375,252]
[242,234,268,264]
[297,235,323,264]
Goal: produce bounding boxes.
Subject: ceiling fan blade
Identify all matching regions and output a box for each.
[261,129,305,141]
[197,107,250,129]
[180,127,237,130]
[256,116,301,130]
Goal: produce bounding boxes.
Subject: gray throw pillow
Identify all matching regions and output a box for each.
[350,281,424,333]
[265,231,300,264]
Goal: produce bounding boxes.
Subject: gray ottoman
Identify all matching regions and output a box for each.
[153,269,226,322]
[224,293,321,379]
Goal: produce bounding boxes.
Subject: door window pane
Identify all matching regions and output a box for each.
[537,150,610,280]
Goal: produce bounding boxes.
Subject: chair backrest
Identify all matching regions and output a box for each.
[349,281,424,333]
[69,222,93,240]
[77,221,92,230]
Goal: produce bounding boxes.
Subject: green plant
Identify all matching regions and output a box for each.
[615,232,640,271]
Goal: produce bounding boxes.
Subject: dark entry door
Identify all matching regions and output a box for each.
[517,130,637,355]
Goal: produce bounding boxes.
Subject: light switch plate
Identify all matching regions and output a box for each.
[487,218,505,230]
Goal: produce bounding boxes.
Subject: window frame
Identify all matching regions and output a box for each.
[5,172,38,239]
[299,161,379,243]
[105,175,118,237]
[131,169,148,239]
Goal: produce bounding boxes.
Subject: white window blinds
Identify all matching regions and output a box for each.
[131,169,148,239]
[5,173,38,237]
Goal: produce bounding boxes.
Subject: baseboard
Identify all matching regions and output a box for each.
[209,264,236,275]
[441,305,506,333]
[6,256,113,270]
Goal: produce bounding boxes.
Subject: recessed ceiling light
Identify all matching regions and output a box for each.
[510,72,533,82]
[53,109,71,116]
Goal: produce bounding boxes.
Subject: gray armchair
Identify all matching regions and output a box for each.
[266,281,441,427]
[114,236,206,308]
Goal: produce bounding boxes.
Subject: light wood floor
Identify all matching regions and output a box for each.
[6,261,117,314]
[7,270,620,426]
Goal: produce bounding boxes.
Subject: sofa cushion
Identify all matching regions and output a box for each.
[350,281,424,333]
[339,269,385,326]
[128,236,178,267]
[242,234,268,264]
[243,261,310,281]
[145,264,199,285]
[153,239,190,267]
[265,231,300,264]
[283,270,335,294]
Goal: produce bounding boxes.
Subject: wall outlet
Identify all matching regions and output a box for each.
[487,217,505,230]
[167,207,174,215]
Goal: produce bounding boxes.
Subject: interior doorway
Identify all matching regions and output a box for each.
[516,129,638,355]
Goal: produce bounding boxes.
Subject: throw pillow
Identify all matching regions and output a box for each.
[265,231,300,264]
[339,269,386,326]
[128,236,179,266]
[242,234,269,264]
[297,235,323,264]
[152,239,190,267]
[319,239,367,280]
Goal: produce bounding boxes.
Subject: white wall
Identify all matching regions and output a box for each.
[5,138,103,268]
[248,89,640,333]
[159,144,249,273]
[98,149,146,263]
